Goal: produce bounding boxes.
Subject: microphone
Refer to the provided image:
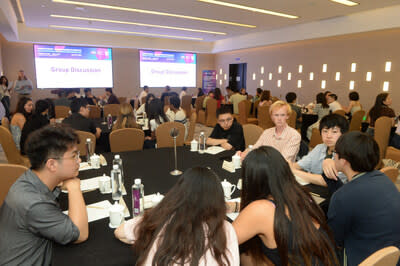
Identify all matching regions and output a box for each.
[170,127,182,176]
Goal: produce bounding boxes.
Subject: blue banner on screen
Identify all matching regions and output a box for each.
[34,44,113,89]
[202,70,216,94]
[139,50,196,87]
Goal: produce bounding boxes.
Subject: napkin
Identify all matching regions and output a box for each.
[100,154,107,166]
[205,146,226,155]
[63,200,112,223]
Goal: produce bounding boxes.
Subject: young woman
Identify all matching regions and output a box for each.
[10,97,33,150]
[112,103,140,131]
[233,146,338,266]
[343,91,362,116]
[307,92,330,140]
[258,90,272,107]
[367,93,395,136]
[115,167,239,265]
[136,93,155,116]
[0,75,11,117]
[214,87,225,108]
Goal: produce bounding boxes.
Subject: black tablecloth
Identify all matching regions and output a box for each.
[53,147,328,265]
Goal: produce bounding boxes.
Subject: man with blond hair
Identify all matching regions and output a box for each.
[238,100,301,161]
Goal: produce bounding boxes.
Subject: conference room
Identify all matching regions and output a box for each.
[1,0,400,265]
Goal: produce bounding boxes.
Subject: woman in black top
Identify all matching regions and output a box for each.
[367,93,395,136]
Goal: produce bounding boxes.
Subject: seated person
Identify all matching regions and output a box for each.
[232,146,338,265]
[84,88,98,106]
[327,93,342,113]
[135,93,155,116]
[324,132,400,265]
[143,98,169,149]
[10,97,33,150]
[165,96,188,138]
[285,92,302,129]
[202,90,214,109]
[103,88,120,104]
[112,103,141,131]
[20,100,50,155]
[228,88,247,114]
[54,89,75,107]
[258,90,272,107]
[160,85,171,105]
[366,93,395,136]
[114,167,239,265]
[389,118,400,149]
[62,98,101,138]
[206,105,245,151]
[0,125,88,265]
[291,114,349,185]
[238,101,301,162]
[252,87,262,102]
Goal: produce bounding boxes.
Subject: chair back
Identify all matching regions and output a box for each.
[309,128,323,149]
[194,96,205,114]
[257,104,274,129]
[253,100,260,117]
[349,110,365,131]
[271,96,279,103]
[333,109,346,117]
[109,128,144,152]
[288,111,297,128]
[205,98,217,127]
[243,124,264,147]
[380,166,399,184]
[155,122,185,148]
[88,105,101,119]
[118,97,127,104]
[238,100,248,125]
[55,106,70,119]
[0,163,28,207]
[103,104,120,117]
[185,112,197,145]
[0,126,30,167]
[385,146,400,162]
[181,95,192,118]
[1,117,10,130]
[359,246,400,266]
[76,130,96,156]
[374,116,392,168]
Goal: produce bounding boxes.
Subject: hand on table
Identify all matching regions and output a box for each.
[63,178,81,192]
[221,142,233,150]
[322,159,338,180]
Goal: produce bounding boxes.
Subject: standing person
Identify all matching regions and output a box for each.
[0,75,12,118]
[179,86,187,100]
[285,92,302,129]
[0,125,88,265]
[114,167,239,265]
[138,85,149,105]
[228,88,247,115]
[10,97,33,150]
[13,70,33,99]
[160,85,171,104]
[112,103,140,131]
[323,132,400,265]
[238,101,301,162]
[366,93,395,136]
[232,146,338,265]
[84,88,98,106]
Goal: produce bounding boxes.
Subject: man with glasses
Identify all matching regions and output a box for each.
[0,125,88,265]
[206,105,245,151]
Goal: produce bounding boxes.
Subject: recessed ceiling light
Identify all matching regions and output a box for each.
[49,25,203,40]
[329,0,359,6]
[52,0,256,28]
[50,14,227,35]
[198,0,298,19]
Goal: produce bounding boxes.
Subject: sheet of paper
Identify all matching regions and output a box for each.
[205,146,226,155]
[63,200,112,223]
[222,160,235,173]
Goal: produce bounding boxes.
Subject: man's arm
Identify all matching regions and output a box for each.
[64,178,88,243]
[206,137,228,146]
[95,127,101,139]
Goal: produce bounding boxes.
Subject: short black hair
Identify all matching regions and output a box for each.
[70,98,88,113]
[34,99,50,115]
[105,88,113,94]
[285,92,297,103]
[216,105,233,117]
[328,93,338,100]
[182,87,187,91]
[25,125,79,170]
[143,85,148,90]
[256,88,262,94]
[319,114,349,134]
[349,91,359,101]
[169,96,180,109]
[335,131,380,172]
[84,88,92,93]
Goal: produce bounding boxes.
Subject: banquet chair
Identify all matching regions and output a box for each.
[110,128,144,152]
[380,166,399,184]
[374,116,392,169]
[349,110,365,131]
[0,163,29,207]
[385,146,400,162]
[238,100,258,125]
[195,96,206,124]
[1,117,10,129]
[103,104,120,117]
[243,124,263,147]
[88,105,101,119]
[0,126,30,167]
[309,128,323,150]
[118,97,127,104]
[257,104,274,129]
[76,130,96,156]
[181,95,192,118]
[184,112,197,145]
[155,122,185,148]
[55,106,70,119]
[205,98,217,127]
[359,246,400,266]
[253,99,260,118]
[288,111,297,128]
[333,109,346,117]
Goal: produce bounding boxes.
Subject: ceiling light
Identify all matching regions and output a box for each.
[385,61,392,72]
[329,0,359,7]
[49,25,203,40]
[52,0,256,28]
[198,0,298,19]
[297,80,302,88]
[50,14,227,35]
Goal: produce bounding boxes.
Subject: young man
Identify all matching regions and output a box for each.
[291,114,348,185]
[206,105,245,151]
[63,98,101,138]
[238,101,301,162]
[104,88,120,104]
[84,88,98,106]
[165,96,188,138]
[138,85,149,105]
[285,92,302,129]
[228,88,247,114]
[0,125,88,265]
[325,132,400,265]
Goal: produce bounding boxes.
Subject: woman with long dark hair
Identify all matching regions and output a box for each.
[233,146,338,265]
[307,92,330,140]
[10,97,33,150]
[115,167,239,265]
[0,75,11,118]
[214,87,225,108]
[258,90,272,107]
[367,93,395,136]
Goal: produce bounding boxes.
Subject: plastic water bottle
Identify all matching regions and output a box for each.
[85,138,92,163]
[107,114,113,129]
[198,131,206,154]
[112,155,124,185]
[132,178,144,217]
[111,165,122,202]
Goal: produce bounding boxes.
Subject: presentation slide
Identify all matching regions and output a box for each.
[34,45,113,89]
[139,50,196,87]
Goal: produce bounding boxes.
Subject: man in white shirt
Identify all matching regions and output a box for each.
[179,87,187,100]
[138,86,149,105]
[327,93,342,112]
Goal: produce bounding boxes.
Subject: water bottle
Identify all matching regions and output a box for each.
[111,165,122,202]
[107,114,113,129]
[132,178,144,217]
[112,155,124,185]
[85,138,92,163]
[198,131,206,154]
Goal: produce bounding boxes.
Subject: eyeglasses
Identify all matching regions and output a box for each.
[218,117,233,124]
[51,151,80,162]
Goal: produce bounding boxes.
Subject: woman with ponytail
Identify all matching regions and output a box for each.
[112,103,140,131]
